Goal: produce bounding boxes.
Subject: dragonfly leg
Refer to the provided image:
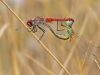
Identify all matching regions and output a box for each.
[37,25,45,40]
[57,21,65,31]
[61,22,66,27]
[31,25,37,33]
[28,25,37,33]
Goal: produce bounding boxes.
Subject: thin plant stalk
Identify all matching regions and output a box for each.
[59,15,88,75]
[23,53,56,75]
[93,54,100,71]
[0,0,71,75]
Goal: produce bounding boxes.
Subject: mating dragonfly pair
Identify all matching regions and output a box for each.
[27,16,75,40]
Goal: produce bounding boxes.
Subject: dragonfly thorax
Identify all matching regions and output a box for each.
[27,17,45,27]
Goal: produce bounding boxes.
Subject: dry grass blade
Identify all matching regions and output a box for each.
[88,7,100,28]
[0,0,71,75]
[23,53,55,75]
[81,41,92,70]
[16,52,36,75]
[11,51,20,75]
[93,54,100,71]
[0,23,8,38]
[0,56,4,75]
[12,51,36,75]
[59,15,88,75]
[94,59,100,71]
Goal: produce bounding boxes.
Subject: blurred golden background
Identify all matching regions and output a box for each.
[0,0,100,75]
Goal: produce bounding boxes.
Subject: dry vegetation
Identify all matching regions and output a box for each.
[0,0,100,75]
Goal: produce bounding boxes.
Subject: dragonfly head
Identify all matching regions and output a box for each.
[66,18,74,27]
[27,19,33,27]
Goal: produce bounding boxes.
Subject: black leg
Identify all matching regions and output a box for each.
[61,21,66,27]
[57,20,59,31]
[57,21,65,31]
[37,25,45,40]
[28,25,37,33]
[31,25,37,33]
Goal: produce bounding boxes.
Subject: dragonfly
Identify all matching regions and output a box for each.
[26,16,75,40]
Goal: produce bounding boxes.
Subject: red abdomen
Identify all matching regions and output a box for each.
[45,18,74,23]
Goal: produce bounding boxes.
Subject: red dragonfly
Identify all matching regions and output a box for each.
[27,16,74,40]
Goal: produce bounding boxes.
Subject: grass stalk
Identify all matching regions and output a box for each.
[0,0,71,75]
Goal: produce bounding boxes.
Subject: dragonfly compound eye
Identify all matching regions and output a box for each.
[27,20,33,27]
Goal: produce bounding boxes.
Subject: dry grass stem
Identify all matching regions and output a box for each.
[0,23,8,38]
[0,0,100,75]
[0,0,71,75]
[23,53,56,75]
[59,15,88,75]
[93,54,100,71]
